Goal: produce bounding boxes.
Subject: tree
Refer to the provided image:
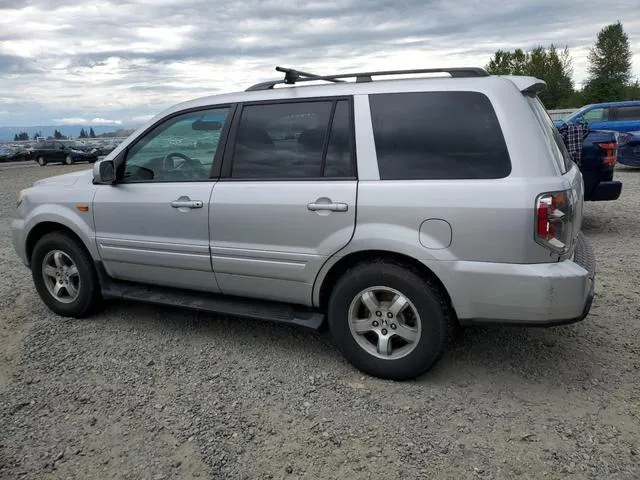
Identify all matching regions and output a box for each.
[13,134,18,141]
[583,21,633,103]
[53,129,67,140]
[15,132,29,141]
[32,131,42,140]
[623,79,640,101]
[89,127,96,138]
[79,128,87,138]
[486,45,574,108]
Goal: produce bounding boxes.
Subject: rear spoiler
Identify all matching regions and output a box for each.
[502,75,547,94]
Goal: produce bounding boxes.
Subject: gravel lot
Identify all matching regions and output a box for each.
[1,162,639,480]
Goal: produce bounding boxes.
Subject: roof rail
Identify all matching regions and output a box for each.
[246,66,489,91]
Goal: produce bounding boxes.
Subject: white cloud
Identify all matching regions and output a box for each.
[53,117,122,125]
[0,0,638,126]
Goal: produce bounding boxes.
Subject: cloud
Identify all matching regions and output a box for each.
[53,117,123,125]
[0,0,639,126]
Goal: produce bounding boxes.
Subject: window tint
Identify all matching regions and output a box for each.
[370,92,511,180]
[324,100,354,177]
[527,95,572,173]
[583,107,608,122]
[615,106,640,121]
[122,107,229,183]
[231,101,333,179]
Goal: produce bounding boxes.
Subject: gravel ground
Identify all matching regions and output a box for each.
[1,162,639,480]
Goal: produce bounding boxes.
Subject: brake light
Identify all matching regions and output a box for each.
[598,142,617,166]
[535,191,573,254]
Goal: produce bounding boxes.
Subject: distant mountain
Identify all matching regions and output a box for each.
[0,124,138,141]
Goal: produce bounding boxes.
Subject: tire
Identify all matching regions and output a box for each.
[64,155,74,165]
[328,261,452,380]
[37,156,45,166]
[31,232,102,318]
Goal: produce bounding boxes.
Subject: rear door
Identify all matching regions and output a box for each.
[609,105,640,132]
[209,98,357,305]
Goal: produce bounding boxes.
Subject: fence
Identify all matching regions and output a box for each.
[547,109,576,121]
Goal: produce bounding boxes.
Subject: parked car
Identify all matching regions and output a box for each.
[12,66,596,380]
[30,141,98,166]
[618,131,640,167]
[578,130,623,200]
[556,100,640,132]
[0,145,32,162]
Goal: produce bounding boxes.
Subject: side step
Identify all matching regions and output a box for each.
[96,265,325,330]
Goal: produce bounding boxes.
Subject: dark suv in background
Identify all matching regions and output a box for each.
[30,141,99,166]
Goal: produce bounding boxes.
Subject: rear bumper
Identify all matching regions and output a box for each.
[450,233,595,326]
[587,181,622,201]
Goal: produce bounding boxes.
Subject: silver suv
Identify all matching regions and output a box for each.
[12,67,595,380]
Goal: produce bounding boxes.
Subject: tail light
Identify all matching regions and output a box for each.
[598,142,617,166]
[535,190,574,254]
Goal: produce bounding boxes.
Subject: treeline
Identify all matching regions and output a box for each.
[12,127,134,141]
[486,21,639,109]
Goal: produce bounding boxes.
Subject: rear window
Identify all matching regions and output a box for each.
[614,105,640,121]
[527,95,572,173]
[369,91,511,180]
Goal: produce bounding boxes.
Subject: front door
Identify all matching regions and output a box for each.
[93,106,232,292]
[210,98,357,305]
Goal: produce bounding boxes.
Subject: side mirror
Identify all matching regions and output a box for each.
[93,160,115,184]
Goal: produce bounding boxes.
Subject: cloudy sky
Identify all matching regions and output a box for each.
[1,0,639,127]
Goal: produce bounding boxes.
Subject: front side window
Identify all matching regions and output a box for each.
[230,100,354,179]
[370,91,511,180]
[582,107,608,122]
[122,107,229,182]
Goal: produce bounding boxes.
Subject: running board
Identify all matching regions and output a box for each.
[95,264,324,330]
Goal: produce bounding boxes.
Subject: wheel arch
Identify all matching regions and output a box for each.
[25,221,93,266]
[316,249,457,319]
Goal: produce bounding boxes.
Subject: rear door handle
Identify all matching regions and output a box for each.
[307,201,348,212]
[171,199,203,209]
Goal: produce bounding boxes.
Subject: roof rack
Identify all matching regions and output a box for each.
[246,66,489,91]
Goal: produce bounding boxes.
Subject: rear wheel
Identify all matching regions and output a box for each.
[64,155,73,165]
[37,156,45,166]
[31,232,101,318]
[328,262,452,380]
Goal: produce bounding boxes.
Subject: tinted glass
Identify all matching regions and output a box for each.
[583,108,608,122]
[123,107,229,182]
[370,92,511,180]
[527,95,572,173]
[615,106,640,121]
[324,100,354,177]
[231,101,332,179]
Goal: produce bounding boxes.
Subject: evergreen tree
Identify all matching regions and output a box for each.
[583,21,633,103]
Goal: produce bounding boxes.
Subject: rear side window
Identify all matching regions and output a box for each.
[527,95,572,173]
[230,100,354,179]
[369,91,511,180]
[614,106,640,121]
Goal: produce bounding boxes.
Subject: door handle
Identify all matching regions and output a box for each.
[307,201,348,212]
[171,199,203,209]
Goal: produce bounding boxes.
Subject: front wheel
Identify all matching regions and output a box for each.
[328,262,452,380]
[64,155,74,165]
[31,232,102,318]
[37,156,45,166]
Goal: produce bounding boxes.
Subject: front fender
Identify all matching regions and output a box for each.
[21,203,99,266]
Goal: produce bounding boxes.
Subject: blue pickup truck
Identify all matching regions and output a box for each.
[553,102,640,200]
[559,100,640,168]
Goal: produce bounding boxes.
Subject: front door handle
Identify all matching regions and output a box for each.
[171,198,203,209]
[307,200,348,212]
